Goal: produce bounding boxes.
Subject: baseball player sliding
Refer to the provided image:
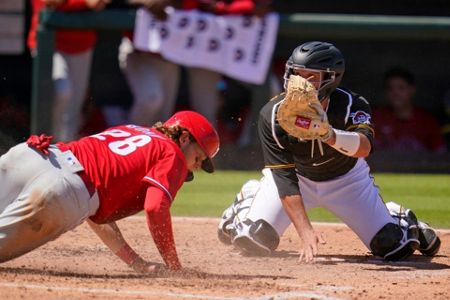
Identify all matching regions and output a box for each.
[0,111,219,274]
[218,41,441,262]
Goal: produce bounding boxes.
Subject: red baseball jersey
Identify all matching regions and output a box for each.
[59,125,188,223]
[28,0,96,54]
[182,0,256,14]
[373,107,445,152]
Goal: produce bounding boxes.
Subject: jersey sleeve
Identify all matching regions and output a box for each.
[258,107,300,198]
[142,149,188,204]
[345,96,375,147]
[144,187,181,270]
[215,0,255,14]
[57,0,89,10]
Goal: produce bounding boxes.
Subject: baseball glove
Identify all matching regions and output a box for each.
[277,75,332,155]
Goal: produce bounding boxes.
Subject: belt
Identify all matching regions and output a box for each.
[55,143,96,197]
[78,171,96,198]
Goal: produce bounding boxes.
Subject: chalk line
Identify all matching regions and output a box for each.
[0,281,343,300]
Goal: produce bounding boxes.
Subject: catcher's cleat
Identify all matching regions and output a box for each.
[217,228,232,245]
[417,221,441,257]
[231,219,280,256]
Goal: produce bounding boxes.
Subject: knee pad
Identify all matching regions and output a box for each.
[231,219,280,256]
[217,179,261,245]
[217,204,235,245]
[386,201,440,257]
[370,222,420,261]
[217,177,284,255]
[385,201,419,229]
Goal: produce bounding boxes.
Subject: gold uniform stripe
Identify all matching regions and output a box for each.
[270,92,285,101]
[265,164,296,169]
[346,124,375,135]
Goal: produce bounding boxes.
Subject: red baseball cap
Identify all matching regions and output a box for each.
[164,111,220,173]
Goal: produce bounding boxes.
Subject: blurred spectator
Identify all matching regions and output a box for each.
[216,77,251,144]
[441,89,450,150]
[28,0,110,141]
[373,67,446,153]
[120,0,271,127]
[78,90,108,137]
[90,30,133,128]
[119,32,180,126]
[0,94,29,143]
[235,60,281,147]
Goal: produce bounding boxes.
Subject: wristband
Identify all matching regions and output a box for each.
[330,129,360,156]
[115,244,139,266]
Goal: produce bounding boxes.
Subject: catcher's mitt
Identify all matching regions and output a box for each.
[277,75,332,156]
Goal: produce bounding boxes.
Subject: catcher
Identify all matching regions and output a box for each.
[0,111,219,273]
[218,41,441,262]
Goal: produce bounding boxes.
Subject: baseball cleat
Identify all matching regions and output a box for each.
[217,228,232,245]
[232,234,271,256]
[417,221,441,257]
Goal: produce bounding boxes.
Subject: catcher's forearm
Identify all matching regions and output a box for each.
[86,219,139,265]
[281,195,313,237]
[324,129,371,158]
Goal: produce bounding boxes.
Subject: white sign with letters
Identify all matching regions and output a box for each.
[133,8,279,84]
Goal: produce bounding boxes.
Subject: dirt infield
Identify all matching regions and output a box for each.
[1,217,449,300]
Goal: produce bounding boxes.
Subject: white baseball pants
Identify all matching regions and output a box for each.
[0,143,99,262]
[245,158,395,249]
[119,37,220,126]
[119,38,180,126]
[52,49,93,141]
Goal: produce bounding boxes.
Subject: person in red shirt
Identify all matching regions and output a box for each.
[28,0,110,141]
[373,67,446,152]
[119,0,270,128]
[0,111,219,274]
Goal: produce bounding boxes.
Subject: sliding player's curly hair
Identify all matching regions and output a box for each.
[152,122,195,146]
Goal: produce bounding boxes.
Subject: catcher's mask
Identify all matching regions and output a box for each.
[284,41,345,101]
[164,111,220,173]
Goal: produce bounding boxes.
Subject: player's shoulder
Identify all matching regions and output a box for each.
[118,125,169,139]
[260,93,285,122]
[115,125,182,152]
[332,87,370,106]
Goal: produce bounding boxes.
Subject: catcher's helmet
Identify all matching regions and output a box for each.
[284,41,345,101]
[164,111,220,173]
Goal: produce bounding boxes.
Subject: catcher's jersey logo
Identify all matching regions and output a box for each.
[312,157,335,166]
[350,111,371,124]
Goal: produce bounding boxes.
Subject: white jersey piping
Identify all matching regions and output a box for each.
[143,176,174,202]
[271,101,285,149]
[336,88,353,124]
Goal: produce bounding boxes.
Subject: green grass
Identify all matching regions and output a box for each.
[172,171,450,228]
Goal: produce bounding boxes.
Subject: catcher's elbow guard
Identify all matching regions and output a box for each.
[329,129,360,156]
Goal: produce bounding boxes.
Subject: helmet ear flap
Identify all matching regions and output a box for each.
[163,111,220,172]
[283,59,293,89]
